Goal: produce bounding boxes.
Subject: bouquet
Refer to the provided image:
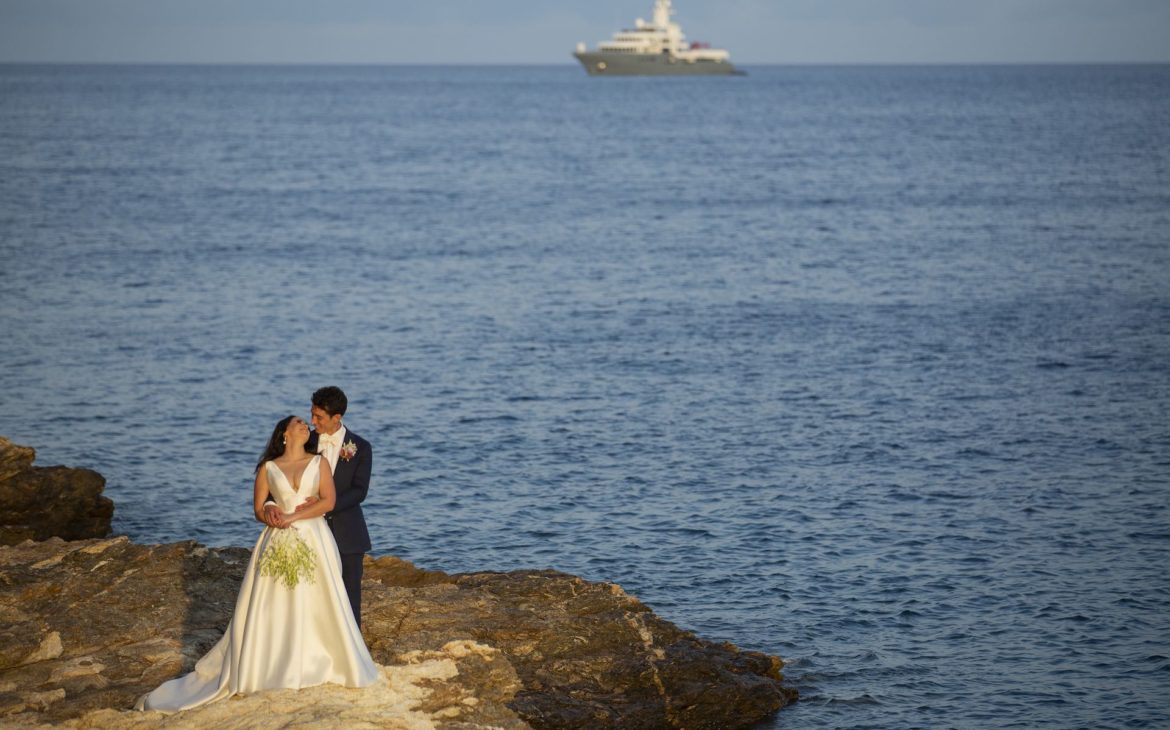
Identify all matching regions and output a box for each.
[258,528,317,589]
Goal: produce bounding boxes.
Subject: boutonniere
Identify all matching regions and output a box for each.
[340,439,358,462]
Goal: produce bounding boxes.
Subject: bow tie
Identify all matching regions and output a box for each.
[317,433,341,449]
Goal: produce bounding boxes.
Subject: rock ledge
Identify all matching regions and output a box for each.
[0,440,794,728]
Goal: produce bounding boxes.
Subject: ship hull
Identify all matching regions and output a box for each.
[573,52,739,76]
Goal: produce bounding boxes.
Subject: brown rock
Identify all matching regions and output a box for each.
[0,536,246,722]
[1,540,794,729]
[0,442,795,728]
[0,439,114,545]
[364,558,797,729]
[0,538,528,728]
[0,437,35,482]
[4,640,526,730]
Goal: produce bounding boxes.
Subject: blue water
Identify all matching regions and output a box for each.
[2,64,1169,728]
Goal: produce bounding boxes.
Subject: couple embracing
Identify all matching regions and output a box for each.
[137,386,379,713]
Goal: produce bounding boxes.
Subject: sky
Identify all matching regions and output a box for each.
[1,0,1168,65]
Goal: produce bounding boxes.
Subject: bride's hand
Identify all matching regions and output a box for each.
[263,504,290,529]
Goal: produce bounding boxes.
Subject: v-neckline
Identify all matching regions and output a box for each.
[276,456,314,494]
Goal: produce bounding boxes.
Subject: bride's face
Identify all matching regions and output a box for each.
[284,417,310,448]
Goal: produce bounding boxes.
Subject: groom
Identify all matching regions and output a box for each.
[264,386,372,627]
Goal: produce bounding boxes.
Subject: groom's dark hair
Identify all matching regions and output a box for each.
[312,386,348,417]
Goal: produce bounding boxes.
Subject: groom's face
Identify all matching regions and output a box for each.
[311,406,342,435]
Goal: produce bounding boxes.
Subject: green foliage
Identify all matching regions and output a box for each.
[258,528,317,589]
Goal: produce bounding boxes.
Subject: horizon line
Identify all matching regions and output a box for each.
[3,60,1169,67]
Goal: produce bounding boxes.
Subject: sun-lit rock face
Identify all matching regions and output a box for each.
[0,439,794,728]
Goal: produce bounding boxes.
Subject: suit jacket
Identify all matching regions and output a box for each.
[308,428,373,555]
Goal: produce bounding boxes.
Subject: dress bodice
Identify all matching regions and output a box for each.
[265,456,321,513]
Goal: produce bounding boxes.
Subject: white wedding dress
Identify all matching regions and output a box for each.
[137,455,379,712]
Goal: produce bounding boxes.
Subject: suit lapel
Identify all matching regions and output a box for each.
[332,432,356,489]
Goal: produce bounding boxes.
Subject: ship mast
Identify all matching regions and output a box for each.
[653,0,673,29]
[653,0,683,54]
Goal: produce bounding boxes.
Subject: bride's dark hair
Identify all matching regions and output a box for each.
[255,415,313,473]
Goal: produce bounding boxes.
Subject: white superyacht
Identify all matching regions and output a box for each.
[573,0,741,76]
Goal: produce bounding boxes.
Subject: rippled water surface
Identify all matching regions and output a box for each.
[2,64,1169,728]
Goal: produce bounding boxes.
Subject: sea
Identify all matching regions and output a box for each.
[1,64,1168,729]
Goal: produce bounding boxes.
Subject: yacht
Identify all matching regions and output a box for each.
[573,0,740,76]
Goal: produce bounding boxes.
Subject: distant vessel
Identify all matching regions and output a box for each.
[573,0,741,76]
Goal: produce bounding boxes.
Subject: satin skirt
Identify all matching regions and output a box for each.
[136,516,378,712]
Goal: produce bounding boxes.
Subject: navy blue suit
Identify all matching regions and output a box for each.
[309,429,372,628]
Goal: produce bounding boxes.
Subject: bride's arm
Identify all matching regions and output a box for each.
[253,465,287,528]
[286,459,336,523]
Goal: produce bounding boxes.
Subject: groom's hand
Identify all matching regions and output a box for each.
[294,496,320,513]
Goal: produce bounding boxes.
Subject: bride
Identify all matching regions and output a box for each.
[137,415,379,712]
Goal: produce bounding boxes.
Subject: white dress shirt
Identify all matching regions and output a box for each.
[316,425,346,474]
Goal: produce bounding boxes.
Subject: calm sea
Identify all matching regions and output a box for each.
[2,64,1168,728]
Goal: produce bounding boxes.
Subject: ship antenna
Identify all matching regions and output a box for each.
[654,0,673,29]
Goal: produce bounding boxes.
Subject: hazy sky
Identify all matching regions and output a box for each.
[1,0,1168,64]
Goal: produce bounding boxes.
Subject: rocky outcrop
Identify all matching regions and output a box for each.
[0,537,529,729]
[0,440,795,728]
[0,539,794,728]
[364,560,795,728]
[0,438,113,546]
